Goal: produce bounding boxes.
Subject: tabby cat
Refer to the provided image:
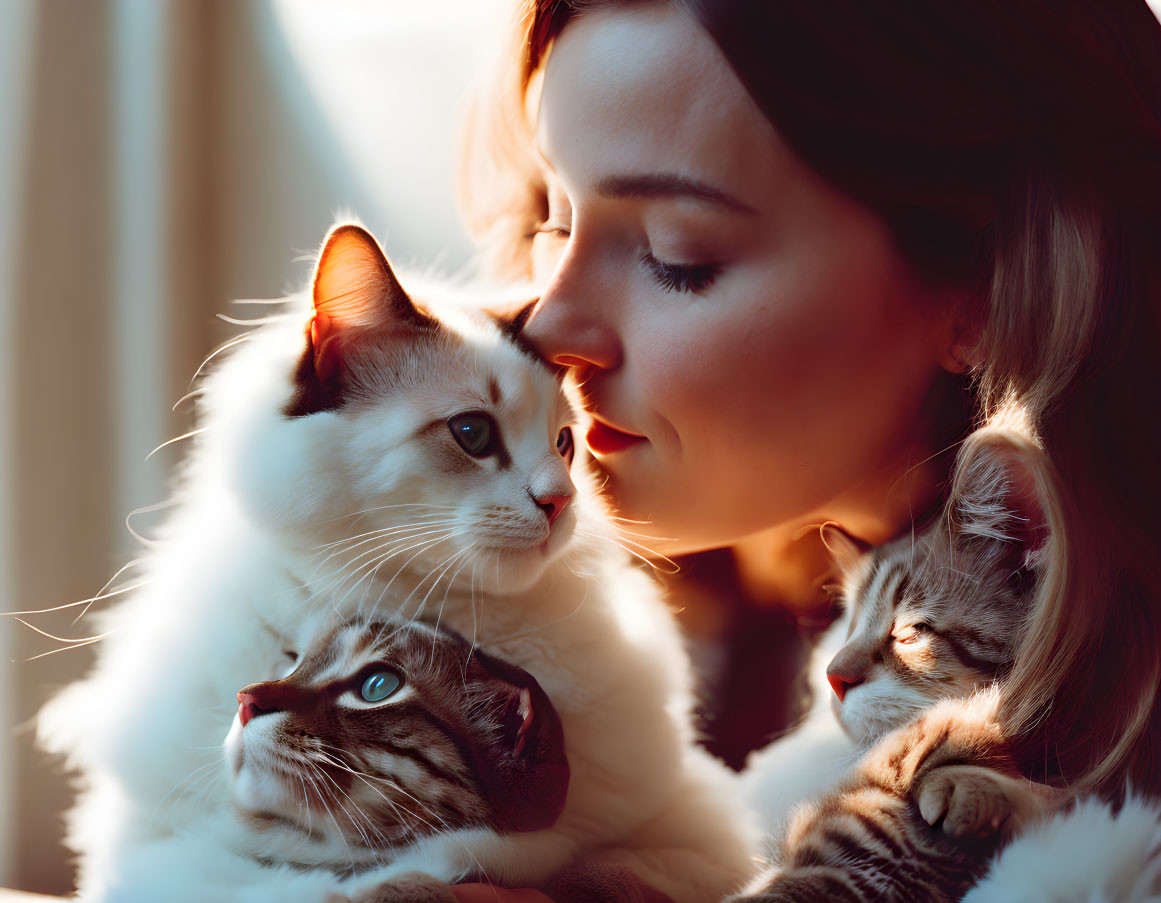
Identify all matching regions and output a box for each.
[224,616,568,901]
[734,427,1067,902]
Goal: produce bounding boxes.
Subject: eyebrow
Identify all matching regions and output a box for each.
[593,173,758,215]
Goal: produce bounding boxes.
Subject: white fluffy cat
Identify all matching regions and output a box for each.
[39,225,758,903]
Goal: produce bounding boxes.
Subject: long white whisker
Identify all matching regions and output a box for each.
[301,766,356,866]
[312,747,489,880]
[334,532,463,618]
[302,528,459,597]
[365,533,466,618]
[14,618,111,645]
[603,533,681,575]
[4,579,148,617]
[401,544,474,628]
[189,333,252,384]
[312,517,459,553]
[146,428,206,461]
[336,532,461,599]
[25,637,107,661]
[312,502,463,527]
[309,522,459,572]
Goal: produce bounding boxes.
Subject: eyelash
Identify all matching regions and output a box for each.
[895,622,933,645]
[640,251,722,294]
[529,224,722,295]
[529,224,571,241]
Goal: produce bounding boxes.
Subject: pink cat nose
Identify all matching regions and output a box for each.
[237,690,275,727]
[826,667,864,703]
[533,492,571,526]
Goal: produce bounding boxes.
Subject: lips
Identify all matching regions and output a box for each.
[585,419,646,456]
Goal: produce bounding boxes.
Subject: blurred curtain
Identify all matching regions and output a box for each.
[0,0,38,887]
[0,0,506,894]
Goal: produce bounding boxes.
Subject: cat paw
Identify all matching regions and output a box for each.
[349,873,458,903]
[917,763,1016,837]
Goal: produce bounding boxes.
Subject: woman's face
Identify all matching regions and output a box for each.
[524,4,961,555]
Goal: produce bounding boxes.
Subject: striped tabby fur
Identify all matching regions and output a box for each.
[736,429,1067,902]
[224,617,568,883]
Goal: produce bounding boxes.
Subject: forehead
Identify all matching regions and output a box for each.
[298,621,457,681]
[538,4,783,199]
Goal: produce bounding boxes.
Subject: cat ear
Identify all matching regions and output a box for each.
[309,224,433,373]
[947,428,1051,572]
[285,225,437,416]
[466,649,570,833]
[820,522,872,578]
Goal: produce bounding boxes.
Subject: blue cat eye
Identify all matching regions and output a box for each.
[360,670,402,703]
[448,412,501,458]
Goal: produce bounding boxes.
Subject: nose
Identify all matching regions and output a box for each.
[532,491,571,526]
[237,689,278,727]
[521,262,622,373]
[825,662,865,703]
[237,679,310,726]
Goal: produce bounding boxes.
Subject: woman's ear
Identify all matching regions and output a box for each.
[938,293,983,375]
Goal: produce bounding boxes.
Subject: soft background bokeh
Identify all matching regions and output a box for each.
[0,0,511,893]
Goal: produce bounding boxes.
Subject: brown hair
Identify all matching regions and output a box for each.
[459,0,1161,795]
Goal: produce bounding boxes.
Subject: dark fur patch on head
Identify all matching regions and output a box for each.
[488,301,550,368]
[283,323,449,419]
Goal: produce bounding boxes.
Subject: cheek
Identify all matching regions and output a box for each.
[639,263,944,515]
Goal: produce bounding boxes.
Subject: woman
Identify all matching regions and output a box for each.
[454,0,1161,899]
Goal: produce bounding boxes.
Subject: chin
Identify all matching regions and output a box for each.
[224,717,245,776]
[224,719,299,819]
[481,514,576,596]
[837,687,928,745]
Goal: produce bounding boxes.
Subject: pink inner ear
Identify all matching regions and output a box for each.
[312,225,393,340]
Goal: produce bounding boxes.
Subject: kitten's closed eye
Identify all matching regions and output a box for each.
[894,622,933,645]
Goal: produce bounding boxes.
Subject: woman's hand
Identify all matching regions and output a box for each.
[451,886,554,903]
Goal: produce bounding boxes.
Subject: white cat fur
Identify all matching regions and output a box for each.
[39,240,758,902]
[963,795,1161,903]
[739,588,860,836]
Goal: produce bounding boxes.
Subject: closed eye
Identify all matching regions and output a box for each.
[894,622,933,645]
[641,251,722,294]
[531,224,571,240]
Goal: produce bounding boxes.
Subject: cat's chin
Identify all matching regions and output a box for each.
[223,715,306,823]
[479,529,576,596]
[833,684,929,746]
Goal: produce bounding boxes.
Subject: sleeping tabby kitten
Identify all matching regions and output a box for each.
[224,617,568,897]
[734,427,1068,902]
